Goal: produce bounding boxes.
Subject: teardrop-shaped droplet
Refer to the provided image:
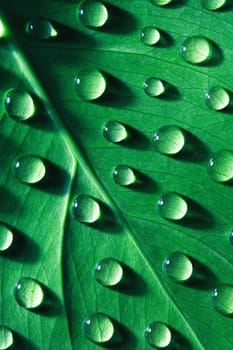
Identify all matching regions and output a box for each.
[103,120,128,143]
[0,326,14,350]
[211,284,233,315]
[14,277,44,309]
[4,88,35,122]
[145,321,172,348]
[208,149,233,183]
[201,0,227,10]
[149,0,174,6]
[141,27,161,46]
[144,78,165,97]
[72,195,101,223]
[113,165,136,186]
[157,192,188,220]
[163,252,193,282]
[83,313,115,344]
[12,154,46,184]
[94,258,123,287]
[153,125,185,155]
[75,68,106,101]
[78,0,109,28]
[26,18,58,40]
[0,223,13,252]
[180,36,213,64]
[205,86,230,111]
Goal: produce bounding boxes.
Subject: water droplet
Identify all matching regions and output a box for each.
[157,192,188,220]
[153,125,185,155]
[205,86,230,111]
[0,20,7,38]
[201,0,227,10]
[103,120,128,143]
[75,68,106,101]
[113,165,136,186]
[78,0,109,28]
[14,277,44,309]
[211,284,233,315]
[26,18,58,40]
[149,0,174,6]
[229,231,233,245]
[180,36,213,64]
[83,313,115,344]
[94,258,123,287]
[0,326,14,350]
[144,78,165,97]
[145,321,172,348]
[141,27,161,46]
[72,195,101,223]
[0,223,13,252]
[208,149,233,183]
[4,88,35,122]
[12,154,46,184]
[163,252,193,282]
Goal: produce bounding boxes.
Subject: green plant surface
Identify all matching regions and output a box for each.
[0,0,233,349]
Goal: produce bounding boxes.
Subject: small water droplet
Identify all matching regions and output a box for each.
[208,149,233,183]
[144,78,166,97]
[180,36,213,64]
[0,326,14,350]
[153,125,185,155]
[157,192,188,220]
[12,154,46,184]
[201,0,227,10]
[229,231,233,245]
[149,0,174,6]
[83,313,115,344]
[141,27,161,46]
[26,18,58,40]
[72,195,101,223]
[0,223,13,252]
[14,277,44,309]
[145,321,172,348]
[103,120,128,143]
[113,165,136,186]
[163,252,193,282]
[94,258,123,287]
[4,88,35,122]
[78,0,109,28]
[211,284,233,315]
[75,68,106,101]
[205,86,230,111]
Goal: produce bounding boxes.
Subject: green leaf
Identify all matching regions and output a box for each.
[0,0,233,349]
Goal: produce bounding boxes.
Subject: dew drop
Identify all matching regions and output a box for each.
[0,20,7,39]
[78,0,109,28]
[145,321,171,348]
[0,223,13,252]
[144,77,165,97]
[205,86,230,111]
[103,120,128,143]
[94,258,123,287]
[83,313,115,344]
[163,252,193,282]
[12,154,46,184]
[26,18,58,40]
[141,27,161,46]
[157,192,188,220]
[0,326,14,350]
[14,277,44,309]
[75,68,106,101]
[211,284,233,315]
[207,149,233,183]
[229,230,233,245]
[153,125,185,155]
[113,165,136,186]
[201,0,227,10]
[149,0,174,6]
[4,88,35,122]
[180,35,213,64]
[72,195,101,223]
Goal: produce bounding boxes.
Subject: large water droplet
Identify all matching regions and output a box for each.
[153,125,185,155]
[144,78,165,97]
[145,321,172,348]
[12,154,46,184]
[94,258,123,287]
[26,18,58,40]
[211,284,233,315]
[83,313,115,344]
[75,68,106,101]
[157,192,188,220]
[163,252,193,282]
[0,223,13,252]
[4,88,35,122]
[141,27,161,46]
[201,0,227,10]
[78,0,109,28]
[149,0,174,6]
[208,149,233,183]
[113,165,136,186]
[103,120,128,143]
[0,326,14,350]
[180,36,213,64]
[205,86,230,111]
[14,277,44,309]
[72,195,101,223]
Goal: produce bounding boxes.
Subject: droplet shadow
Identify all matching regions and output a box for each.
[155,29,174,48]
[107,319,137,349]
[36,284,62,317]
[14,332,39,350]
[186,257,218,290]
[169,327,192,350]
[207,40,224,67]
[121,124,151,150]
[126,169,157,194]
[156,82,181,101]
[180,196,214,229]
[27,93,55,132]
